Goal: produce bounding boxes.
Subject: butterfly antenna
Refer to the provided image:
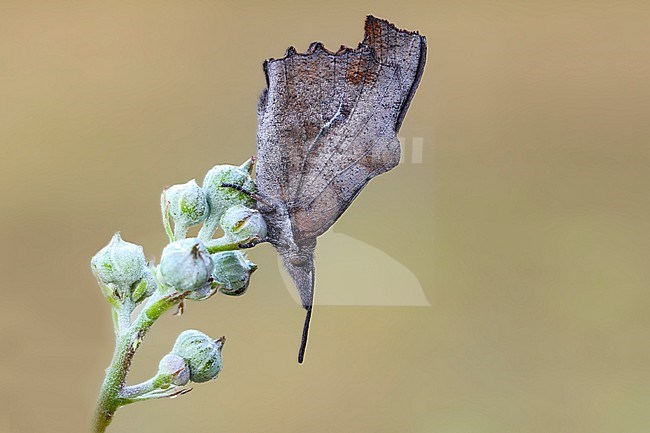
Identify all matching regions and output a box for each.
[220,182,273,208]
[298,306,312,364]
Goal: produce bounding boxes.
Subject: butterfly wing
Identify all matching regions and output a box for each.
[258,16,426,240]
[255,16,426,362]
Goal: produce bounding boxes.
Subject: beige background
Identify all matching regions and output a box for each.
[2,1,649,432]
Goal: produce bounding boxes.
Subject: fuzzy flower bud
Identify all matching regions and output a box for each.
[157,353,190,387]
[212,251,257,296]
[184,281,218,302]
[172,330,225,383]
[159,238,213,292]
[165,179,209,239]
[91,233,147,296]
[220,205,267,244]
[198,161,255,240]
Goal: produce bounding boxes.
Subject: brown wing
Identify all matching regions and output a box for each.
[255,16,426,363]
[256,16,427,242]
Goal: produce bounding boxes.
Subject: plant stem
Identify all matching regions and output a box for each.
[206,236,259,253]
[92,290,186,432]
[92,331,132,432]
[120,376,162,400]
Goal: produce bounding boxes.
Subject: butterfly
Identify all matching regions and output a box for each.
[254,15,426,363]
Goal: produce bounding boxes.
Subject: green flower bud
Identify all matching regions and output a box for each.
[165,180,209,239]
[157,353,190,387]
[172,330,225,383]
[220,205,267,244]
[91,233,147,296]
[159,238,213,292]
[198,161,255,240]
[212,251,257,296]
[131,267,157,303]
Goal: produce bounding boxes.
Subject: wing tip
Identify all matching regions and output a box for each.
[364,15,423,38]
[264,15,425,68]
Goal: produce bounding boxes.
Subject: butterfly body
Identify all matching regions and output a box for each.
[255,16,427,363]
[257,193,316,306]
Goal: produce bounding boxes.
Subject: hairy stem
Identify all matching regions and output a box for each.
[92,331,132,432]
[120,376,162,399]
[92,290,186,432]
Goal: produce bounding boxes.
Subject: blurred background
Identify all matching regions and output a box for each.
[1,1,649,432]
